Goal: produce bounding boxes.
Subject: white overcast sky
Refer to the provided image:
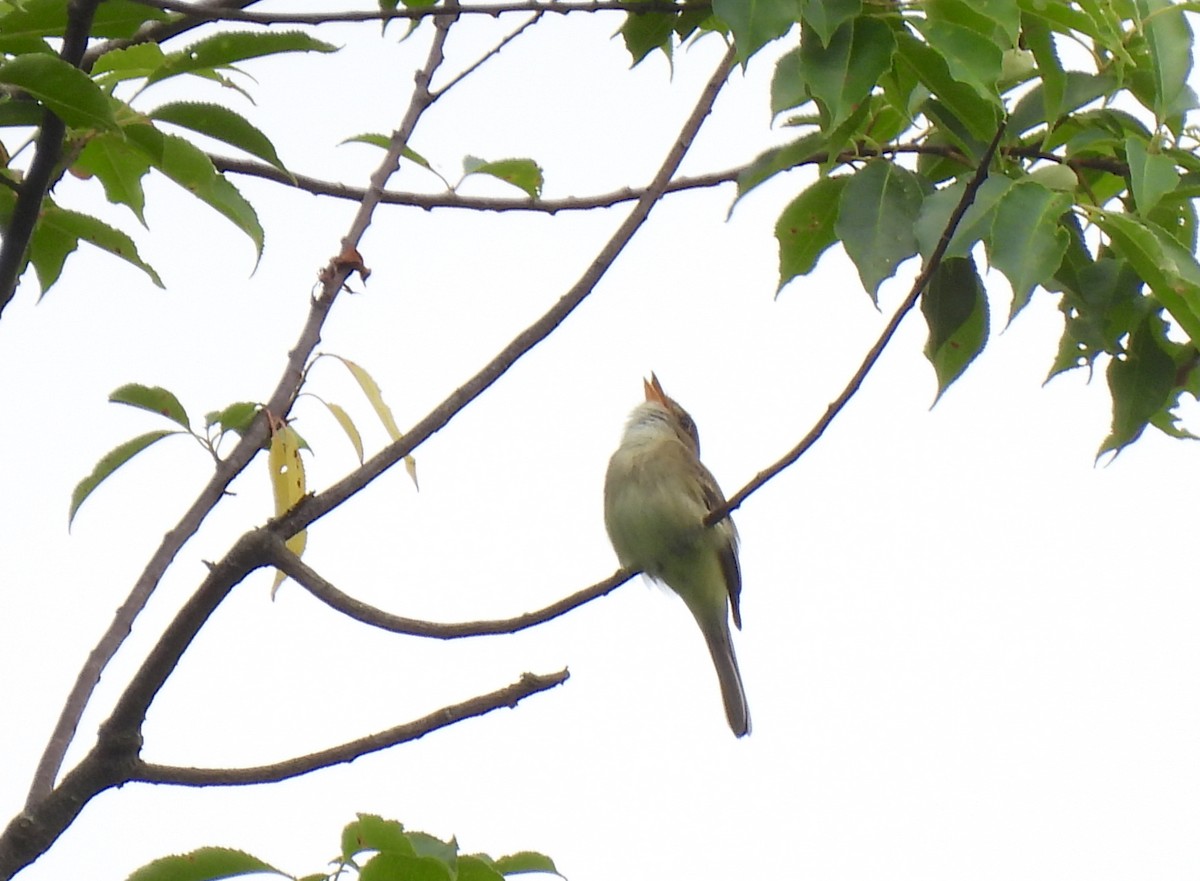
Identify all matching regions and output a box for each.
[3,8,1200,881]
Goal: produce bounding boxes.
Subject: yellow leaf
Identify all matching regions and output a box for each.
[268,423,307,598]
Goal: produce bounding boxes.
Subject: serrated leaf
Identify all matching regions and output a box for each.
[1125,136,1179,217]
[921,256,988,401]
[148,30,338,85]
[69,430,177,528]
[734,132,827,207]
[1135,0,1193,125]
[1100,314,1176,456]
[894,30,1001,143]
[1019,11,1065,134]
[126,846,280,881]
[0,0,167,46]
[493,850,560,876]
[34,205,163,288]
[125,124,263,259]
[911,18,1002,104]
[914,175,1013,261]
[74,132,151,224]
[775,175,848,290]
[342,815,413,861]
[988,181,1072,320]
[713,0,799,64]
[1090,208,1200,345]
[461,156,543,198]
[799,0,860,47]
[621,4,676,65]
[205,401,260,436]
[835,159,926,300]
[91,42,167,85]
[150,102,288,174]
[110,383,189,428]
[0,54,115,130]
[269,424,307,597]
[797,16,895,131]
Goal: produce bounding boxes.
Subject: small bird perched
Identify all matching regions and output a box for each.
[603,374,750,737]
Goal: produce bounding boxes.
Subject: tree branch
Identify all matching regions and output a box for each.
[0,0,103,319]
[134,671,568,787]
[264,533,635,638]
[211,142,1125,215]
[708,123,1010,525]
[23,4,460,811]
[129,0,711,25]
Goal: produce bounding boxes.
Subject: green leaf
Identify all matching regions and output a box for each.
[1019,11,1065,133]
[0,0,166,46]
[1090,208,1200,345]
[0,100,44,128]
[713,0,800,64]
[148,30,338,85]
[110,383,189,428]
[770,45,810,116]
[125,124,264,259]
[1100,314,1177,456]
[126,847,281,881]
[1125,136,1179,217]
[775,175,849,290]
[69,430,178,527]
[797,16,895,131]
[734,131,827,206]
[360,853,453,881]
[911,18,1002,104]
[914,175,1013,261]
[835,159,926,300]
[492,850,560,876]
[0,54,115,130]
[342,815,413,861]
[91,42,168,86]
[798,0,860,47]
[1134,0,1194,125]
[38,206,163,286]
[457,856,507,881]
[150,102,289,174]
[461,156,543,198]
[1049,257,1150,379]
[988,181,1072,320]
[621,4,677,65]
[74,132,152,224]
[893,30,1001,143]
[921,255,989,401]
[205,401,260,437]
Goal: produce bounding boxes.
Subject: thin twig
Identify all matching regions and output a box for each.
[265,533,634,638]
[708,123,1009,525]
[211,142,1124,215]
[431,11,543,99]
[128,0,710,24]
[134,670,568,786]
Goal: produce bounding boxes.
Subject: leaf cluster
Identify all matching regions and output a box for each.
[629,0,1199,453]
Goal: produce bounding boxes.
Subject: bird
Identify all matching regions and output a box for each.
[603,374,750,737]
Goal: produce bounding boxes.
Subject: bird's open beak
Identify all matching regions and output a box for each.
[644,373,669,406]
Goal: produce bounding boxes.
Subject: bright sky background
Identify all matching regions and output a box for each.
[3,8,1200,881]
